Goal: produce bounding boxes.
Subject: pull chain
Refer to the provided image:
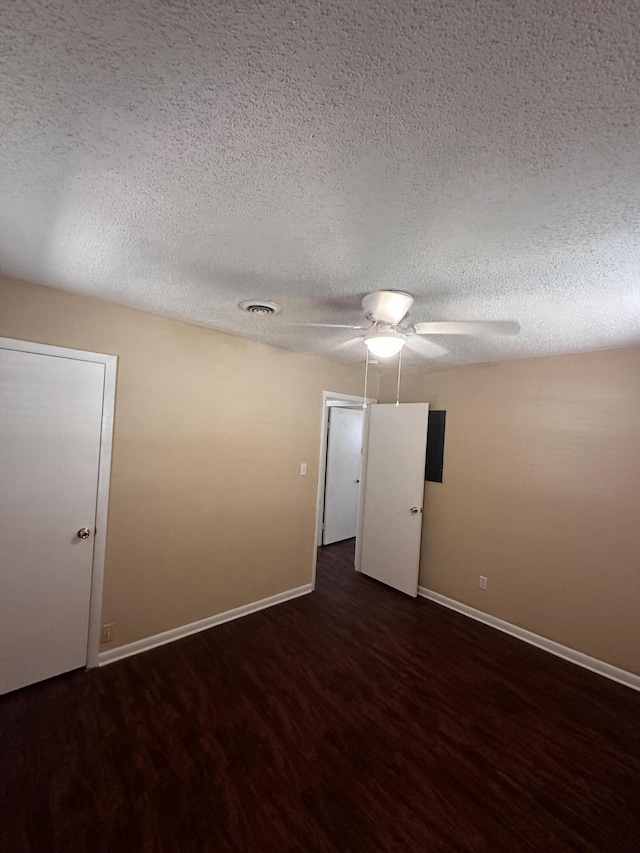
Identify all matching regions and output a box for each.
[362,348,370,408]
[395,346,403,406]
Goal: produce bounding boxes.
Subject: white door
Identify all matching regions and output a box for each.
[323,407,364,545]
[356,403,429,596]
[0,347,106,694]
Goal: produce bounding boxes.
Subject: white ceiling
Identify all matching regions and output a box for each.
[2,0,639,367]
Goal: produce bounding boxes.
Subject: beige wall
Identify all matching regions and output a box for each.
[380,347,640,674]
[0,276,368,649]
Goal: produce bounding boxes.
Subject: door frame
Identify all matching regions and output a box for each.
[322,406,365,547]
[0,337,117,670]
[312,390,375,589]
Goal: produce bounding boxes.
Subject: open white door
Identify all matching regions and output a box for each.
[356,403,429,596]
[0,344,110,694]
[323,407,363,544]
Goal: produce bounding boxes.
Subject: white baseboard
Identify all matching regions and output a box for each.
[418,587,640,693]
[98,583,313,667]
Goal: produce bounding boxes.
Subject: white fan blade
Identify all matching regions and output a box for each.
[405,336,448,359]
[413,321,520,336]
[333,336,366,352]
[294,322,370,330]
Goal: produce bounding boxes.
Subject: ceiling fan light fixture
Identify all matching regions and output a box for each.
[363,327,406,358]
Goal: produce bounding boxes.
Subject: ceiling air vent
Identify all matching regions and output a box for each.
[238,300,281,315]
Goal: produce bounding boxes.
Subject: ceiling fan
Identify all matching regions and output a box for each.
[301,291,520,359]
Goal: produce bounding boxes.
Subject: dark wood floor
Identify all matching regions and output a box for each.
[1,540,639,852]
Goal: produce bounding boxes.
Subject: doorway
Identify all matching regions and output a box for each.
[0,337,117,694]
[312,391,374,588]
[313,392,430,599]
[323,406,364,545]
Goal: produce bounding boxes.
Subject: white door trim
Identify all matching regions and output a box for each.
[312,391,376,588]
[0,337,117,670]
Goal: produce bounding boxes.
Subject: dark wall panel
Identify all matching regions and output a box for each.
[426,410,446,483]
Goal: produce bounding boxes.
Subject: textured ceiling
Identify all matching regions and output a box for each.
[2,0,640,367]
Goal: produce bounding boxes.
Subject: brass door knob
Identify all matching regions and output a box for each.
[410,506,419,514]
[77,527,91,539]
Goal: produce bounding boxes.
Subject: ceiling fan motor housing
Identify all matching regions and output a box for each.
[361,291,414,325]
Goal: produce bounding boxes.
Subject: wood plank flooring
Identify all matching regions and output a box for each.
[1,539,639,852]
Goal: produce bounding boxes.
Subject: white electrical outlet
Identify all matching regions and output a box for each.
[300,463,307,475]
[479,576,488,590]
[101,623,115,643]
